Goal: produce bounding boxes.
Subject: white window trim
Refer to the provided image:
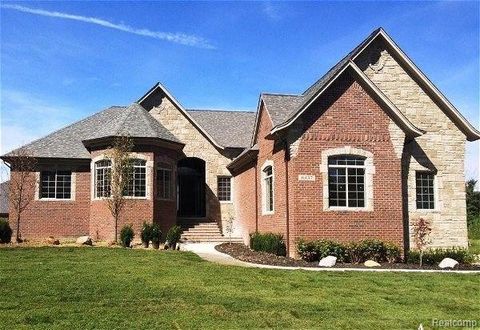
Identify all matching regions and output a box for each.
[91,153,152,201]
[261,160,275,215]
[413,171,439,213]
[218,176,233,204]
[320,146,375,212]
[35,170,76,202]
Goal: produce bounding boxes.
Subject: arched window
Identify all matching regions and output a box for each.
[95,159,111,198]
[262,164,274,213]
[328,155,366,208]
[125,159,147,197]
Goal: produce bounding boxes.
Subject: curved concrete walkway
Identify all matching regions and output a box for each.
[180,242,480,274]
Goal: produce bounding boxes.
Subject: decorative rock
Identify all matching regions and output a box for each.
[318,256,337,267]
[46,236,60,245]
[76,236,93,246]
[438,258,458,269]
[364,260,381,267]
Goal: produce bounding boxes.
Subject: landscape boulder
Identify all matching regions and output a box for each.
[438,258,459,269]
[318,256,337,267]
[364,260,381,267]
[76,236,93,246]
[46,236,60,245]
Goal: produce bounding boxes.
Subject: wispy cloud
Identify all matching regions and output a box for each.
[262,2,282,21]
[1,4,215,49]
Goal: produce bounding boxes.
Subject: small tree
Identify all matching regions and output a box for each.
[224,215,234,244]
[412,217,432,267]
[2,148,37,243]
[105,136,133,243]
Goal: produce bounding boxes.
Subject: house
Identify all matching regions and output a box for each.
[2,28,479,256]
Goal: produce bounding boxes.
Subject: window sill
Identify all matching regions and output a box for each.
[92,197,149,201]
[220,200,233,204]
[262,210,274,215]
[38,198,74,202]
[326,207,371,212]
[414,208,440,213]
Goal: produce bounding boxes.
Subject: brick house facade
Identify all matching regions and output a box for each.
[2,28,479,255]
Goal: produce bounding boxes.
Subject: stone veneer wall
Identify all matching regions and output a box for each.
[149,96,237,233]
[355,40,468,248]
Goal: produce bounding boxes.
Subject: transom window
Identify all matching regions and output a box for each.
[125,159,147,197]
[217,176,232,202]
[157,166,173,199]
[328,155,365,208]
[95,160,111,198]
[263,165,274,212]
[40,170,72,199]
[416,172,435,209]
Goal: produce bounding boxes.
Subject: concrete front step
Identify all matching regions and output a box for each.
[181,237,244,243]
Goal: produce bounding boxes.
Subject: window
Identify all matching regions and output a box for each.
[125,159,147,197]
[416,172,435,209]
[95,160,111,198]
[217,176,231,202]
[263,165,274,212]
[157,167,173,199]
[328,155,365,208]
[40,170,72,199]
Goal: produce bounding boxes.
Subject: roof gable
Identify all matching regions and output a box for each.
[270,28,480,141]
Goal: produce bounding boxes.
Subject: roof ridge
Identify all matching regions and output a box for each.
[261,93,302,97]
[3,106,121,156]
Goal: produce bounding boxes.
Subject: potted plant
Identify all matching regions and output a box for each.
[166,225,182,250]
[120,224,134,248]
[141,222,152,248]
[151,223,162,249]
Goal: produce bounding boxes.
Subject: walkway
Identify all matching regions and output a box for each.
[180,242,480,274]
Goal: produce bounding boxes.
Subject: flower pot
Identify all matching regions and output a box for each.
[152,242,160,249]
[142,241,149,248]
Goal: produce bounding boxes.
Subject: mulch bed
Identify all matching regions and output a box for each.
[215,243,480,271]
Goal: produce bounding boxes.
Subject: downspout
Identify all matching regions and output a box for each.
[284,141,291,257]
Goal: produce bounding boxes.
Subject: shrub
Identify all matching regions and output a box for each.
[166,225,182,249]
[406,248,475,265]
[141,222,152,246]
[151,223,162,248]
[467,216,480,239]
[0,219,12,244]
[297,238,401,263]
[250,232,286,256]
[119,224,134,248]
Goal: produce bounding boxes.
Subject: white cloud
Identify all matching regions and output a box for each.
[1,4,215,49]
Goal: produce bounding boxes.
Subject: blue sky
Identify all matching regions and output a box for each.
[0,1,479,181]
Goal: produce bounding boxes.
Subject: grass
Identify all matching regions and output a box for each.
[0,247,479,329]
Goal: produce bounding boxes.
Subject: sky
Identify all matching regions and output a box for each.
[0,1,479,182]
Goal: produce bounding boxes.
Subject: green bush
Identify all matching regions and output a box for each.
[166,225,182,249]
[296,238,401,263]
[250,232,286,256]
[120,224,135,248]
[151,223,162,245]
[406,248,475,265]
[467,216,480,239]
[141,222,152,245]
[0,219,12,244]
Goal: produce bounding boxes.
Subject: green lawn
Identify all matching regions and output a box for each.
[0,248,478,329]
[470,239,480,255]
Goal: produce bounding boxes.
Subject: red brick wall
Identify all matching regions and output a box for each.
[233,163,257,243]
[288,73,404,251]
[254,104,288,238]
[9,164,91,240]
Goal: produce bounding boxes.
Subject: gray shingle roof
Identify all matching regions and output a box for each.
[3,103,180,159]
[261,94,305,126]
[261,28,382,130]
[0,181,8,215]
[186,109,256,148]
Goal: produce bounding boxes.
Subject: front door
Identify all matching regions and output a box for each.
[177,157,206,217]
